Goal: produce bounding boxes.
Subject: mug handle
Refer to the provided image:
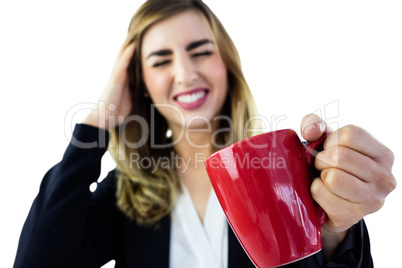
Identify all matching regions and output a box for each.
[303,131,330,225]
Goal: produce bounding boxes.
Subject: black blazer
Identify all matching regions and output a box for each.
[14,124,372,267]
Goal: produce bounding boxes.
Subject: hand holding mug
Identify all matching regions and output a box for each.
[205,114,396,267]
[301,114,396,260]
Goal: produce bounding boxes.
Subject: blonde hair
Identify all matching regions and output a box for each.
[108,0,260,226]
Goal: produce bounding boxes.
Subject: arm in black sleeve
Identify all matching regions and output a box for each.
[324,219,373,268]
[14,124,119,268]
[284,219,373,267]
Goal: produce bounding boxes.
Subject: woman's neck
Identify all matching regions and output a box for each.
[170,123,218,173]
[170,121,221,223]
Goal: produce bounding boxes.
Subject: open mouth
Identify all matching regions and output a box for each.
[173,88,209,110]
[176,90,206,103]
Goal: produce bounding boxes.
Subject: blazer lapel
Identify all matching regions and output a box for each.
[121,215,171,267]
[228,225,256,268]
[123,217,255,267]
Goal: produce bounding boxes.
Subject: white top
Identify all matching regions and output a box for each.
[169,185,228,268]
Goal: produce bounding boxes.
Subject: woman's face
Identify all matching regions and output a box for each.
[141,9,228,133]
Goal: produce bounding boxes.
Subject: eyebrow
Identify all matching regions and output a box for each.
[146,39,213,59]
[186,39,213,51]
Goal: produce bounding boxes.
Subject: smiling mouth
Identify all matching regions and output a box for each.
[176,90,206,103]
[173,88,209,110]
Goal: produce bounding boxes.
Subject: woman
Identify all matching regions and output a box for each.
[14,0,395,267]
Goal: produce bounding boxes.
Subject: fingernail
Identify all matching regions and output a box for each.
[303,120,325,136]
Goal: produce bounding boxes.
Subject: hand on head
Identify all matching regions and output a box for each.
[83,41,136,130]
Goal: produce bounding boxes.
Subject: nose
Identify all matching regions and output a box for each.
[173,55,198,86]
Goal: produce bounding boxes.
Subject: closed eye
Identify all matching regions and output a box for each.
[152,60,171,68]
[192,51,213,57]
[152,51,212,67]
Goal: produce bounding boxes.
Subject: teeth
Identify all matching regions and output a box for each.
[177,91,206,103]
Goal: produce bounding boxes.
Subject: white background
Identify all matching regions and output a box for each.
[1,1,401,267]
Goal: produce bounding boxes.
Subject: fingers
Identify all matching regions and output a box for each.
[300,114,326,142]
[311,178,362,232]
[311,174,387,230]
[315,145,385,183]
[120,42,136,66]
[323,125,395,169]
[316,125,396,193]
[308,123,397,238]
[319,168,370,203]
[110,42,136,86]
[114,42,136,76]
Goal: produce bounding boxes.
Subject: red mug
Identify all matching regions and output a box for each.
[205,129,327,267]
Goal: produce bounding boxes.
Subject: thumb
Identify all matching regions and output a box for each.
[300,114,326,142]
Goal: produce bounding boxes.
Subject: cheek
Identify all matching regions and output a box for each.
[143,70,169,100]
[206,56,227,89]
